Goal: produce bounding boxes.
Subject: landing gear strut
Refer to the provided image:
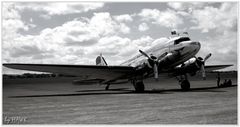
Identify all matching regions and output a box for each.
[180,80,190,91]
[105,83,110,90]
[132,80,145,92]
[177,74,190,91]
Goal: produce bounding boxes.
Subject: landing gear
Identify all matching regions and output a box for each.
[132,80,145,92]
[180,80,190,91]
[177,74,190,91]
[105,83,110,90]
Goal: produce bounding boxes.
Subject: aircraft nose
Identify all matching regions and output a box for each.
[190,41,200,46]
[190,41,201,48]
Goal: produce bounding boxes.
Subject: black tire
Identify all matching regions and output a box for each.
[134,81,145,92]
[105,84,110,90]
[181,80,190,91]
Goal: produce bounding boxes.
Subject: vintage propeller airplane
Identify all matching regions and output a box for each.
[3,31,232,92]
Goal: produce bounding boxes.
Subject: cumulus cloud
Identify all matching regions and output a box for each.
[138,8,183,28]
[95,36,154,63]
[138,22,149,32]
[167,2,207,12]
[64,37,98,46]
[167,2,237,32]
[197,31,237,70]
[133,36,154,47]
[167,2,184,10]
[2,2,104,21]
[11,45,45,58]
[16,2,104,16]
[190,3,237,33]
[2,2,237,73]
[2,2,41,64]
[2,10,132,65]
[113,14,133,22]
[89,12,131,35]
[2,3,29,41]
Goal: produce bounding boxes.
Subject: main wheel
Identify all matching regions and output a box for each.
[105,84,110,90]
[180,80,190,91]
[133,81,145,92]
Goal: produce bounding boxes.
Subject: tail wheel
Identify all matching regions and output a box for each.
[133,81,145,92]
[180,80,190,91]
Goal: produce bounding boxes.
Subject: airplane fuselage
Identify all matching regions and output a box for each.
[121,36,201,71]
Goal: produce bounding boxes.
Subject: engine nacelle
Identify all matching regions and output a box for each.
[180,57,201,76]
[158,51,180,67]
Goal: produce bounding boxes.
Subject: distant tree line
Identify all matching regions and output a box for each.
[210,70,237,73]
[3,73,76,79]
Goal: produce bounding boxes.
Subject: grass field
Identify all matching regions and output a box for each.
[3,72,237,124]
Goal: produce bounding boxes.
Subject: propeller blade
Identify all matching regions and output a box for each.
[201,65,206,80]
[139,50,151,60]
[139,49,159,80]
[204,53,212,62]
[153,63,158,80]
[194,53,211,80]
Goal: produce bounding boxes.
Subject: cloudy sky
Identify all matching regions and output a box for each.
[2,2,238,74]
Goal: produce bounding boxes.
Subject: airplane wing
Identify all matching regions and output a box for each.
[204,65,233,72]
[3,63,135,82]
[3,63,233,82]
[170,64,233,77]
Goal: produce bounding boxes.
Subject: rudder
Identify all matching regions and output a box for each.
[96,53,108,66]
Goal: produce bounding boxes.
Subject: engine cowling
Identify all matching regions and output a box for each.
[139,51,180,79]
[174,53,211,79]
[180,57,201,76]
[158,51,180,67]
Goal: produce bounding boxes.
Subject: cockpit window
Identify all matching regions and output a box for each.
[174,37,190,45]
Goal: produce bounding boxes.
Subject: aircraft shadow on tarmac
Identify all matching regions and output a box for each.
[9,85,237,98]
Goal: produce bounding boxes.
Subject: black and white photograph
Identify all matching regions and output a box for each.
[2,1,238,124]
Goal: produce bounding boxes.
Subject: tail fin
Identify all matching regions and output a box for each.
[96,53,108,66]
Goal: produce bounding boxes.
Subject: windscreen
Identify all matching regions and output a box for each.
[174,37,190,45]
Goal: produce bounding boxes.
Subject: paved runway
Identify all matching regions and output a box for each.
[3,73,237,124]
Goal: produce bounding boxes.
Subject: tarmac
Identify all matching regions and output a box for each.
[3,72,237,124]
